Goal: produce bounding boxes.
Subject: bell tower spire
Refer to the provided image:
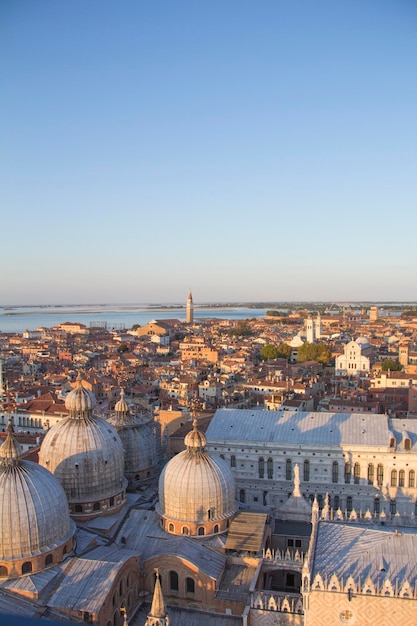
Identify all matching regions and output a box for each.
[186,289,194,325]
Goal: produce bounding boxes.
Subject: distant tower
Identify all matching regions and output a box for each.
[315,313,322,340]
[306,315,315,343]
[0,358,4,397]
[370,306,379,322]
[186,289,194,324]
[145,569,169,626]
[399,342,409,370]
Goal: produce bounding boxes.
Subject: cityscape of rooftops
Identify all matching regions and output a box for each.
[1,2,417,625]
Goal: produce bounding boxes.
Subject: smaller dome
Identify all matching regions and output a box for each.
[355,336,370,347]
[65,372,96,414]
[114,388,129,414]
[0,419,23,463]
[184,418,207,450]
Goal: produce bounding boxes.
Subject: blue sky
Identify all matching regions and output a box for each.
[1,1,416,304]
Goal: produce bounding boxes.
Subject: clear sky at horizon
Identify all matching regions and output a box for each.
[1,1,416,305]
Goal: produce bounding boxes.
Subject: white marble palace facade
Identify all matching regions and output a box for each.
[205,409,417,518]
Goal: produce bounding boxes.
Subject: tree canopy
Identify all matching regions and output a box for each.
[277,342,292,359]
[229,320,253,337]
[296,341,332,364]
[381,358,402,371]
[260,344,278,360]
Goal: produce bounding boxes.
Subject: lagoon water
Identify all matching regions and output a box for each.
[0,304,270,333]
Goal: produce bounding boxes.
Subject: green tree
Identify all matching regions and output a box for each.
[315,343,332,365]
[117,343,129,353]
[297,342,331,364]
[131,324,141,330]
[260,344,278,360]
[229,320,253,337]
[277,342,292,359]
[381,359,402,371]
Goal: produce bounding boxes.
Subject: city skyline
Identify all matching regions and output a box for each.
[1,1,416,305]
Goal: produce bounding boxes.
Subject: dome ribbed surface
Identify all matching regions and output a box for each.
[110,421,158,474]
[0,461,74,560]
[158,449,236,524]
[65,375,96,414]
[184,427,207,450]
[39,414,126,501]
[114,388,129,415]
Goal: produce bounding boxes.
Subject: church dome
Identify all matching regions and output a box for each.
[65,372,96,413]
[108,389,158,490]
[114,388,129,414]
[355,336,370,348]
[0,421,75,579]
[157,419,237,536]
[39,374,127,521]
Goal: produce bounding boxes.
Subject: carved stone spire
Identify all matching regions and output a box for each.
[145,569,169,626]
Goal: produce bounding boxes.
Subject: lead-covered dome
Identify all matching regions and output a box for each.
[65,372,96,413]
[107,389,159,490]
[39,374,127,521]
[0,421,75,579]
[157,418,237,536]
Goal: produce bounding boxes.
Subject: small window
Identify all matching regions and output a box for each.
[74,504,83,513]
[22,562,32,575]
[45,554,53,566]
[333,495,340,510]
[186,577,195,594]
[267,457,273,479]
[390,499,396,515]
[409,470,415,488]
[198,527,205,536]
[344,462,351,484]
[168,523,174,532]
[332,462,339,483]
[182,526,190,535]
[231,455,236,467]
[0,566,8,577]
[258,457,265,479]
[169,570,179,592]
[377,464,384,487]
[303,459,310,482]
[374,497,380,514]
[239,489,246,503]
[404,438,411,451]
[93,502,100,511]
[213,524,219,534]
[353,463,360,484]
[346,496,353,513]
[399,470,405,487]
[286,458,292,480]
[391,469,397,487]
[367,463,374,485]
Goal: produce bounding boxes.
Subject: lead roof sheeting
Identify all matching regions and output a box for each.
[47,558,122,614]
[313,522,417,586]
[0,566,61,597]
[225,513,267,552]
[206,409,394,447]
[274,521,312,536]
[117,509,226,580]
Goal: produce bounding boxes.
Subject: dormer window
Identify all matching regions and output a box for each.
[404,438,411,451]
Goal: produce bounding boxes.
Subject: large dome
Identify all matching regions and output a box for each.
[0,421,75,579]
[157,418,237,536]
[39,374,127,520]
